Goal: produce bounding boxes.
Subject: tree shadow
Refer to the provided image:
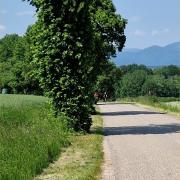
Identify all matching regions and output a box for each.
[101,111,165,116]
[104,123,180,136]
[91,125,103,135]
[97,102,134,105]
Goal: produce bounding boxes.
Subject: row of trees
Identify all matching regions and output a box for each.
[95,64,180,99]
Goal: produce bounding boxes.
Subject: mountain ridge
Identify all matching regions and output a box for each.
[114,42,180,66]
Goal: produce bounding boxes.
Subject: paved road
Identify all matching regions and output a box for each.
[99,103,180,180]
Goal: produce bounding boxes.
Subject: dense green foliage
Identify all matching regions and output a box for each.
[154,65,180,78]
[24,0,126,131]
[117,70,148,97]
[119,65,180,98]
[95,64,180,99]
[95,62,122,100]
[0,33,41,94]
[120,64,153,75]
[0,95,69,180]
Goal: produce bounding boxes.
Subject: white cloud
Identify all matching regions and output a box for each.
[129,16,141,22]
[151,28,170,36]
[162,28,170,33]
[151,30,159,36]
[0,24,6,32]
[16,11,34,16]
[133,30,146,37]
[0,10,7,14]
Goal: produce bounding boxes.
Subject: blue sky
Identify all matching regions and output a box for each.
[0,0,180,48]
[113,0,180,48]
[0,0,36,37]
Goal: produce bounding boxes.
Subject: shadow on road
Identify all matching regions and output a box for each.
[97,102,134,105]
[104,123,180,135]
[101,111,165,116]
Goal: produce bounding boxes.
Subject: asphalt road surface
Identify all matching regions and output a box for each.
[99,103,180,180]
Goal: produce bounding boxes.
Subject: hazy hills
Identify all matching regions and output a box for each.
[114,42,180,66]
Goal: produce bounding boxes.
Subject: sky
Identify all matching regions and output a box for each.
[113,0,180,48]
[0,0,180,49]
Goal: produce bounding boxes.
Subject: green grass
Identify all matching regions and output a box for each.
[119,96,180,116]
[35,110,103,180]
[0,94,70,180]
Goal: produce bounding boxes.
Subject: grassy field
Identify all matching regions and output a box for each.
[0,94,103,180]
[119,96,180,116]
[35,110,103,180]
[164,101,180,109]
[0,95,70,180]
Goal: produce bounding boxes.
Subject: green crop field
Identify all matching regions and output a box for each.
[0,94,70,180]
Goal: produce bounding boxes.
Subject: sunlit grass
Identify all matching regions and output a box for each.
[118,96,180,116]
[0,94,70,180]
[165,101,180,109]
[35,110,103,180]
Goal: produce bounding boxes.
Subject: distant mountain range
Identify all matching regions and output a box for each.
[113,42,180,66]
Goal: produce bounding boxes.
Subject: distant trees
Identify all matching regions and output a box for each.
[120,64,153,76]
[154,65,180,78]
[142,75,180,97]
[0,33,41,94]
[117,70,148,97]
[116,64,180,98]
[95,62,122,100]
[94,63,180,99]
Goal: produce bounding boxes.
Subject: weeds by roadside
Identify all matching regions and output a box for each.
[118,96,180,116]
[35,111,103,180]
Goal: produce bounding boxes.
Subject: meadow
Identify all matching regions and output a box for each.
[35,111,103,180]
[0,95,70,179]
[0,94,103,180]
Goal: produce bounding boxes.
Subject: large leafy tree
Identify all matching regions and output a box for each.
[25,0,126,131]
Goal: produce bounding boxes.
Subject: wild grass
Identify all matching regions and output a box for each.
[35,110,103,180]
[119,96,180,116]
[0,94,70,180]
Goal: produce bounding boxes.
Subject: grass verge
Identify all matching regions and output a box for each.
[35,110,103,180]
[119,96,180,117]
[0,95,70,180]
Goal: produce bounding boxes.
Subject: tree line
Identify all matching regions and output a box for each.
[95,63,180,99]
